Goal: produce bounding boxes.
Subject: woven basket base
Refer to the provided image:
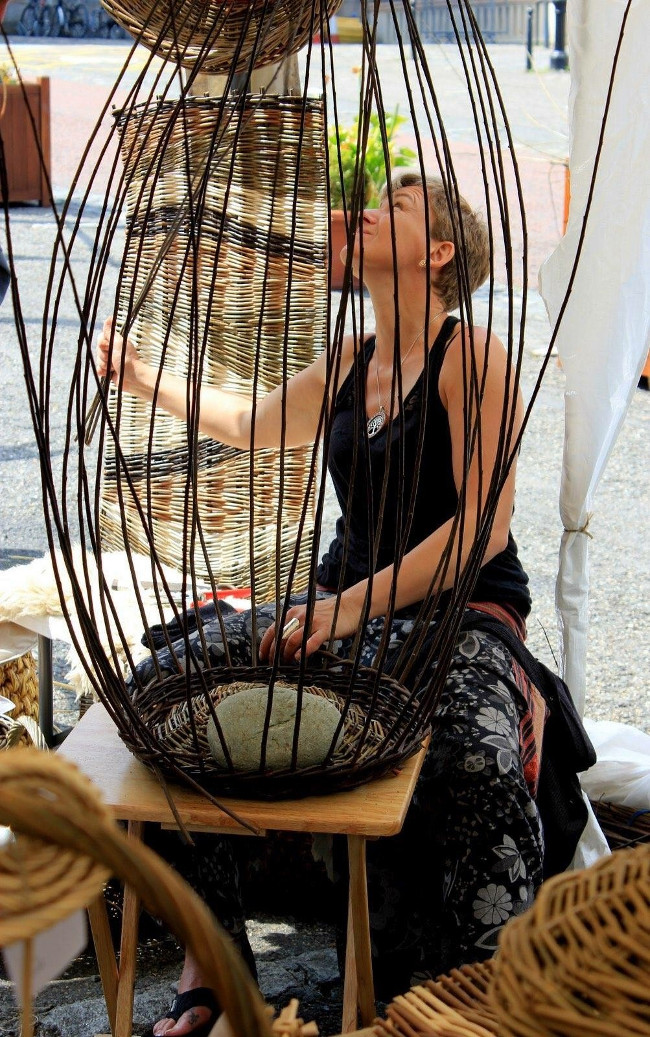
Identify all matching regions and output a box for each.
[124,665,428,799]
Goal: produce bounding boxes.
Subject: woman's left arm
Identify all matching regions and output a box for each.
[262,328,522,661]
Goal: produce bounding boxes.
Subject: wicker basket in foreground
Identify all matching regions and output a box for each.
[372,843,650,1037]
[489,842,650,1035]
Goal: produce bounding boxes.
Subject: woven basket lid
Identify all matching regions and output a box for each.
[101,0,344,75]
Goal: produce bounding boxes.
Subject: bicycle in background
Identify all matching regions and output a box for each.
[45,0,89,37]
[18,0,89,37]
[88,6,129,39]
[17,0,49,35]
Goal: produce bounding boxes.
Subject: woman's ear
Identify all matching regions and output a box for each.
[421,240,455,271]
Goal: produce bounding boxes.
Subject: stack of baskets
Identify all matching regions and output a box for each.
[0,651,40,749]
[99,94,328,601]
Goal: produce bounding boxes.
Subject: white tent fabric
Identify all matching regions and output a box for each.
[539,0,650,719]
[539,0,650,866]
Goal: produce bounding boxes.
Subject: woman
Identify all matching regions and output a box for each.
[98,170,543,1037]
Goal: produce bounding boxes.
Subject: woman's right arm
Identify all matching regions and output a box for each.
[97,318,352,450]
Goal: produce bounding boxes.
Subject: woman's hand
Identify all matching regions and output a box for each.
[97,317,141,389]
[259,594,363,664]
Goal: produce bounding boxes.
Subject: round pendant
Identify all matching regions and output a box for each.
[367,408,386,438]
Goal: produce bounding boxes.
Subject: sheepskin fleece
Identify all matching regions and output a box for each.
[0,548,183,699]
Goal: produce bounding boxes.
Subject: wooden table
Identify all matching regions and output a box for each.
[59,703,426,1036]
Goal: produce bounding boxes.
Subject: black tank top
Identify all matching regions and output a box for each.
[316,316,531,618]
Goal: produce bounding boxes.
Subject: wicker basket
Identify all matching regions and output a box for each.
[100,0,344,75]
[0,652,39,748]
[0,749,274,1037]
[372,844,650,1037]
[489,843,650,1036]
[124,663,427,798]
[591,797,650,852]
[374,962,499,1037]
[99,95,328,602]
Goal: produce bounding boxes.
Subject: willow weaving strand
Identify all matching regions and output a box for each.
[0,0,589,798]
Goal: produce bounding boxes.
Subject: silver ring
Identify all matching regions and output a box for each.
[281,617,300,640]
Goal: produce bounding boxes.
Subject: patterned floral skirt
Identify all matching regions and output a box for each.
[133,599,544,998]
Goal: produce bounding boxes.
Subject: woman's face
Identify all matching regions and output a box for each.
[342,185,431,279]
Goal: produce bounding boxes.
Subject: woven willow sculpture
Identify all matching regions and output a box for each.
[1,0,589,798]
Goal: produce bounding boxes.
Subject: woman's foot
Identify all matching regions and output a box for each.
[145,986,219,1037]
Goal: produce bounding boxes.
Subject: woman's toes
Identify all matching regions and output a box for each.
[157,1006,213,1036]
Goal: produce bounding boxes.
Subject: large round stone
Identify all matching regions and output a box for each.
[206,685,343,772]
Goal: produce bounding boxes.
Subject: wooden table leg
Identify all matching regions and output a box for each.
[341,834,375,1031]
[342,896,358,1032]
[115,820,144,1037]
[87,892,118,1035]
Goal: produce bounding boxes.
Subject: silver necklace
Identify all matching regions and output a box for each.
[366,309,447,437]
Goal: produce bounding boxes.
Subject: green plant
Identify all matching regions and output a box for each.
[328,109,416,210]
[0,63,18,84]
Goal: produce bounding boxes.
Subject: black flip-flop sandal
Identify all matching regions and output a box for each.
[140,986,220,1037]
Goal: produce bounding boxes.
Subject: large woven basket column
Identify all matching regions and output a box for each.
[99,95,328,600]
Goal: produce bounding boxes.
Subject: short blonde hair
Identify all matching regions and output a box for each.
[383,169,490,310]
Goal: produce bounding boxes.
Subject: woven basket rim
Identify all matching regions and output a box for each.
[101,0,345,75]
[121,663,428,799]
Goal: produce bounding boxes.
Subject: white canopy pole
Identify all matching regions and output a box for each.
[539,0,650,718]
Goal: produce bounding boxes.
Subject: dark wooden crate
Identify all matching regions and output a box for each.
[1,77,51,205]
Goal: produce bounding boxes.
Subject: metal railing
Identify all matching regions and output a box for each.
[412,0,551,45]
[336,1,554,47]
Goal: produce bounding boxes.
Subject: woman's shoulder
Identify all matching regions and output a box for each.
[341,331,376,359]
[439,322,511,403]
[441,322,507,371]
[325,331,376,405]
[337,331,376,378]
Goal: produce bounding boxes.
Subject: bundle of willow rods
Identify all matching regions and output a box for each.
[2,0,617,795]
[590,799,650,852]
